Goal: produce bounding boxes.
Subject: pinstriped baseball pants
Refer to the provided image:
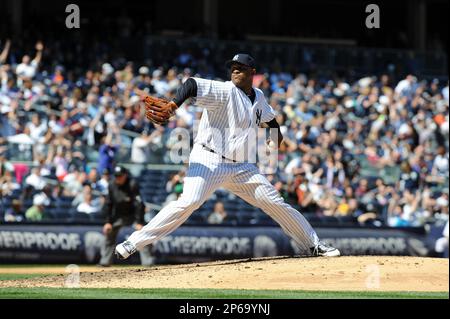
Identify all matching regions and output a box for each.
[127,143,320,252]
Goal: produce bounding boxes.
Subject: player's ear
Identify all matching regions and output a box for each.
[251,68,256,75]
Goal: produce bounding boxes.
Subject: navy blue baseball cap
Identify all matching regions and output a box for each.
[225,54,256,69]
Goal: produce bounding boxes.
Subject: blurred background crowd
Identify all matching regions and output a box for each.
[0,35,448,234]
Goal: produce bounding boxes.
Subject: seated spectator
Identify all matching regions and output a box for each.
[207,202,227,224]
[19,184,35,204]
[77,189,101,214]
[63,169,86,196]
[163,183,183,206]
[335,197,351,216]
[1,170,20,196]
[432,146,449,179]
[25,193,50,221]
[0,154,15,177]
[387,205,411,227]
[4,199,25,222]
[86,167,99,191]
[25,167,46,191]
[0,37,448,230]
[72,184,92,207]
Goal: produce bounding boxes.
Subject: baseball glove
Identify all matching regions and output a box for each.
[143,95,178,125]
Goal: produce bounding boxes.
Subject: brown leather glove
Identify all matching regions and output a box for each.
[143,95,178,125]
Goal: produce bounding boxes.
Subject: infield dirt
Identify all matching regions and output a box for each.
[0,256,448,292]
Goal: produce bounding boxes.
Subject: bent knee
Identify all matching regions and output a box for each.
[255,194,285,208]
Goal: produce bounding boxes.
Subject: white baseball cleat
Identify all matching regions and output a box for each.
[310,241,341,257]
[115,241,137,260]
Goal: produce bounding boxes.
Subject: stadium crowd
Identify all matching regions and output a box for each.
[0,38,448,230]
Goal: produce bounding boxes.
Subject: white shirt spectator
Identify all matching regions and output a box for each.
[284,157,301,175]
[398,122,412,136]
[25,171,46,190]
[395,76,416,96]
[442,85,449,103]
[175,107,194,126]
[104,110,116,125]
[433,154,449,176]
[97,177,109,195]
[77,202,100,214]
[1,179,20,195]
[15,60,38,78]
[63,172,84,195]
[27,121,47,142]
[152,79,170,96]
[208,211,226,224]
[131,135,151,164]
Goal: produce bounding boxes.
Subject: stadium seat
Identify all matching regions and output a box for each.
[319,216,340,225]
[89,212,105,222]
[71,212,91,222]
[238,214,258,225]
[185,213,206,225]
[338,215,357,225]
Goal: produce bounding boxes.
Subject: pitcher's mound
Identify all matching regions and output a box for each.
[2,256,448,292]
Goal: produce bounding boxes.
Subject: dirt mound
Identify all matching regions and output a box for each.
[1,256,448,292]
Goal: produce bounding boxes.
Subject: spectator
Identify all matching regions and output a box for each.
[394,74,417,97]
[25,193,50,221]
[0,37,447,232]
[24,167,46,191]
[207,201,228,224]
[15,41,44,81]
[432,146,449,178]
[76,187,101,214]
[97,169,110,195]
[26,113,47,143]
[0,154,14,175]
[63,169,86,196]
[163,170,185,205]
[335,197,351,216]
[97,133,120,174]
[19,184,35,204]
[86,167,100,191]
[388,204,411,227]
[1,170,20,196]
[151,69,170,96]
[0,39,11,65]
[4,199,25,222]
[131,129,152,164]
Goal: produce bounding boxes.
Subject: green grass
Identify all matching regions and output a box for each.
[0,288,447,299]
[0,267,447,299]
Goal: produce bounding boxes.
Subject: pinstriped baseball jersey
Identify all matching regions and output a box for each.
[120,72,329,259]
[192,77,276,162]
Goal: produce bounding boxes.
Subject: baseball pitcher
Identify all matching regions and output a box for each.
[115,54,340,259]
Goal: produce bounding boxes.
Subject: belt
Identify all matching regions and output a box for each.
[201,144,237,163]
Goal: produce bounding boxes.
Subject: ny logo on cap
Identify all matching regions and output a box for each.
[233,55,240,61]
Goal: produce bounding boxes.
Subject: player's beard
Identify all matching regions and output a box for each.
[232,76,251,91]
